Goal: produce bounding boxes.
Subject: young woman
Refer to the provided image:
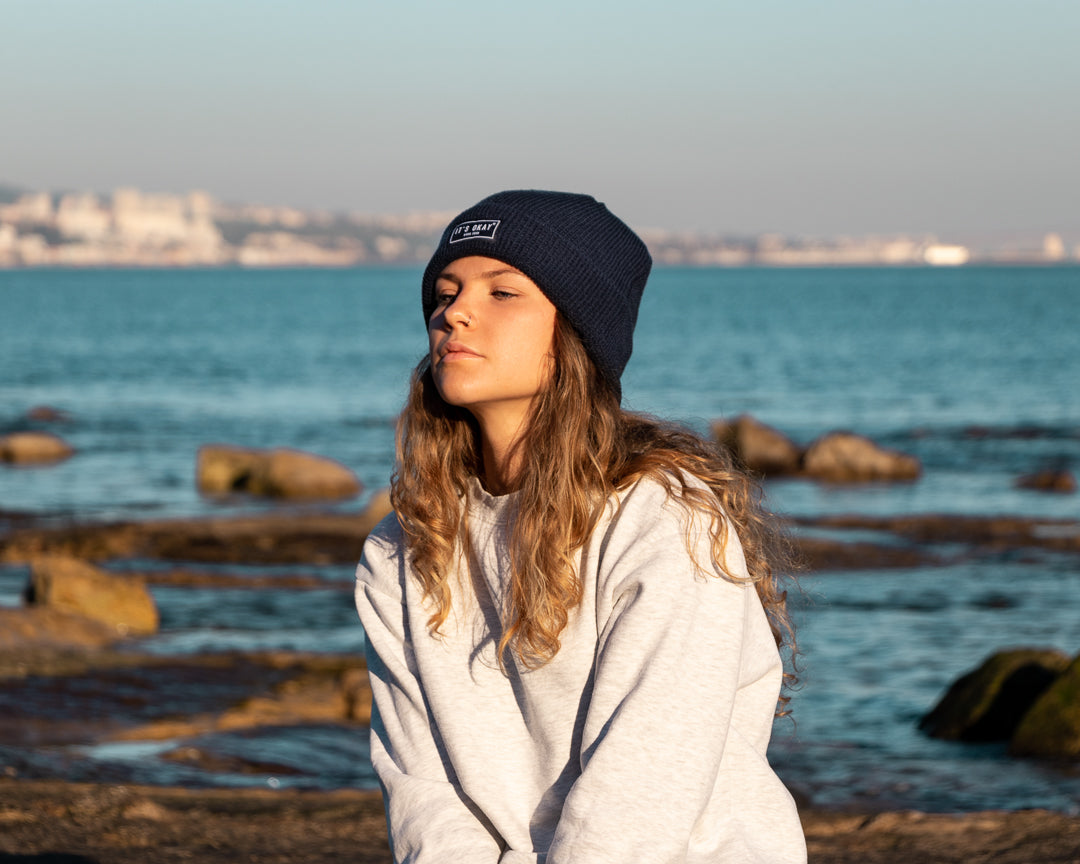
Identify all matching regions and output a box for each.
[355,190,806,863]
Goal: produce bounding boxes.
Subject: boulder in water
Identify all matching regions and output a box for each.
[0,606,119,651]
[197,445,361,500]
[25,405,72,423]
[803,431,920,483]
[1011,654,1080,760]
[27,555,159,636]
[0,432,74,465]
[711,414,801,476]
[1016,470,1077,494]
[919,648,1070,741]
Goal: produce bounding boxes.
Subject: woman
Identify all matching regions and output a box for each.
[355,190,806,863]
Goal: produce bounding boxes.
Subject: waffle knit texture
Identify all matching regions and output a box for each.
[421,190,652,400]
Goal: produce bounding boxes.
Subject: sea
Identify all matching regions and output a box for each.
[1,265,1079,813]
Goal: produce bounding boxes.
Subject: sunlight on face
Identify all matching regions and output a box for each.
[428,256,557,436]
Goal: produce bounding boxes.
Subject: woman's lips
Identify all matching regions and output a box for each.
[440,341,482,361]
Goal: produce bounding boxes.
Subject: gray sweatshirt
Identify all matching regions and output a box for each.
[355,475,806,863]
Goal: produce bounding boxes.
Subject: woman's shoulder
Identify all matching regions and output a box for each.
[611,468,714,519]
[602,468,748,579]
[355,510,408,591]
[602,470,704,545]
[365,508,406,549]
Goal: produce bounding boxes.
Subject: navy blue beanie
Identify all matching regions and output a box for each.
[421,190,652,401]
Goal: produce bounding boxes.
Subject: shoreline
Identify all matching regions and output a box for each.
[2,779,1078,863]
[3,507,1078,571]
[3,508,1079,856]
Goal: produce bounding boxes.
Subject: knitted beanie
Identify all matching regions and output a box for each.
[421,190,652,400]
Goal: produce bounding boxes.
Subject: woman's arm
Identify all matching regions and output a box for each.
[356,523,504,864]
[545,480,803,864]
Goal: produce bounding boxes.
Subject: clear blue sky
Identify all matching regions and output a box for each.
[2,0,1077,237]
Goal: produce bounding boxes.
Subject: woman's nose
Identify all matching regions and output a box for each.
[443,293,473,328]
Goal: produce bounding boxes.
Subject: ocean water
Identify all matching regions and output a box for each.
[2,265,1079,811]
[3,266,1078,521]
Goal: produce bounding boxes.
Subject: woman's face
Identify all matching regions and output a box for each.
[428,256,558,433]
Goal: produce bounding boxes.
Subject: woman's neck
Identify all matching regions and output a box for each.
[475,409,531,495]
[479,434,520,496]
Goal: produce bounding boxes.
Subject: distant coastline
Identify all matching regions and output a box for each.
[1,182,1076,270]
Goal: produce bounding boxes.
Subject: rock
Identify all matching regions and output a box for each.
[794,512,1080,555]
[711,414,801,476]
[794,536,937,570]
[0,781,393,864]
[26,405,72,423]
[27,555,159,636]
[803,431,921,482]
[0,431,74,465]
[1016,470,1077,494]
[121,798,169,821]
[197,444,361,500]
[105,655,373,742]
[712,419,923,483]
[262,448,362,500]
[197,444,260,493]
[7,782,1080,864]
[0,606,119,651]
[0,509,386,566]
[919,648,1071,741]
[1011,654,1080,759]
[803,807,1080,864]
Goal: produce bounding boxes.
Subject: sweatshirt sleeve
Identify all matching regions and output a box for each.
[545,479,783,864]
[355,518,504,864]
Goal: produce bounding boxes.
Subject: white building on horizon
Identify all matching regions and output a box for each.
[55,192,111,240]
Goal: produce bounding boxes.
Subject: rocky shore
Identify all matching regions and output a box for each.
[3,502,1079,862]
[3,500,1077,575]
[2,780,1079,863]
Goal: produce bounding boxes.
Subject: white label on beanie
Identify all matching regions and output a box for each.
[449,220,500,243]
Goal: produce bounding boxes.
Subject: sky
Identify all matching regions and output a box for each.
[2,0,1078,238]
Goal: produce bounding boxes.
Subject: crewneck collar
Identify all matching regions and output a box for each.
[467,475,519,524]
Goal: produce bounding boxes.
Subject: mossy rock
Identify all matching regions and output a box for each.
[919,648,1070,741]
[1011,654,1080,760]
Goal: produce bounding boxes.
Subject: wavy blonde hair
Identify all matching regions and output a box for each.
[392,316,797,701]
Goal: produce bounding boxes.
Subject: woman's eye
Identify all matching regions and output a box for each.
[491,289,516,300]
[435,292,456,305]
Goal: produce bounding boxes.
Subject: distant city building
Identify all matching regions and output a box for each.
[0,192,53,224]
[237,231,362,267]
[0,223,17,267]
[56,193,111,240]
[1043,233,1066,261]
[0,182,1075,269]
[112,187,223,252]
[923,244,971,266]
